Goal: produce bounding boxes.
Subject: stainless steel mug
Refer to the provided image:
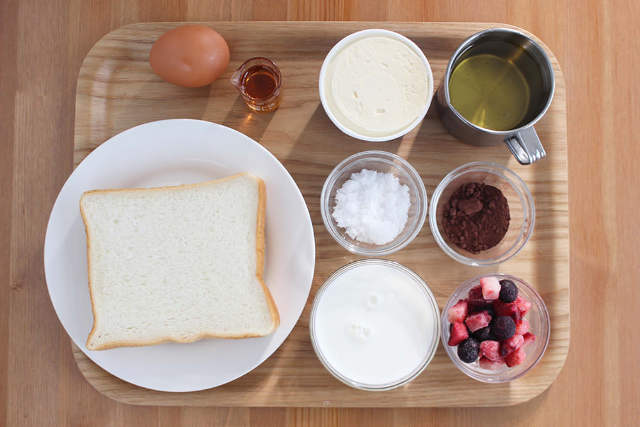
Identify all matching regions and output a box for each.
[436,28,555,165]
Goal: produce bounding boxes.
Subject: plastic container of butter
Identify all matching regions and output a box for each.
[319,29,434,142]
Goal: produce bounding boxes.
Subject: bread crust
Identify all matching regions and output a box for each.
[255,178,280,332]
[81,173,280,351]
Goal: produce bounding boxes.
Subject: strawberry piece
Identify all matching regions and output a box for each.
[448,322,469,346]
[479,356,505,370]
[500,334,525,357]
[480,340,501,361]
[515,318,530,335]
[505,347,527,367]
[515,296,532,315]
[523,332,536,346]
[465,311,492,332]
[493,300,521,322]
[447,299,468,323]
[480,276,501,300]
[468,285,484,301]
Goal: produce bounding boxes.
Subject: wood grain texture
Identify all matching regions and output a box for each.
[70,21,569,408]
[1,0,639,426]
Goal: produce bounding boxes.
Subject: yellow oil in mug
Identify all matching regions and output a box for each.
[448,43,534,131]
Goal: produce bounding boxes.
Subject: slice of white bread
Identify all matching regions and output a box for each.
[80,173,279,351]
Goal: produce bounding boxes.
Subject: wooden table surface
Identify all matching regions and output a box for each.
[1,1,638,426]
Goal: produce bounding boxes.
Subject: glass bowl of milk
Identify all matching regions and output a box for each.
[310,259,440,391]
[319,29,434,142]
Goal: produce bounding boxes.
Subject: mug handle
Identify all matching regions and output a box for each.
[505,127,547,165]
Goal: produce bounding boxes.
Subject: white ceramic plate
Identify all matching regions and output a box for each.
[44,119,315,392]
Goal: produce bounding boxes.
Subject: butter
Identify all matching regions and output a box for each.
[324,35,429,137]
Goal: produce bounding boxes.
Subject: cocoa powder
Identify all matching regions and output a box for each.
[442,183,510,253]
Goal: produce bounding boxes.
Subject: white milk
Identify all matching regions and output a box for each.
[312,261,438,387]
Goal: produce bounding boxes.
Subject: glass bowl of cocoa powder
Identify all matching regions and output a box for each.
[429,162,534,266]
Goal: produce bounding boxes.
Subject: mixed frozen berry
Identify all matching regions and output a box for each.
[472,326,492,342]
[446,277,537,370]
[457,337,480,363]
[491,316,516,341]
[498,279,518,302]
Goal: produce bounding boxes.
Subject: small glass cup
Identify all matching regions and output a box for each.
[230,57,282,112]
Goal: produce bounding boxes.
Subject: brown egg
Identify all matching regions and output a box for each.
[150,25,230,88]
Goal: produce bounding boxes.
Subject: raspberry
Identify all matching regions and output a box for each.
[468,300,493,314]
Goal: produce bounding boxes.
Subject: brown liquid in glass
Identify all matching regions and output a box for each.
[232,58,281,112]
[242,65,277,100]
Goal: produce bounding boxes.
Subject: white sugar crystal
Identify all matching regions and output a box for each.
[332,169,410,245]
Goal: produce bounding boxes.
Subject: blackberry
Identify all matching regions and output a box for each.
[491,316,516,341]
[499,280,518,302]
[472,326,493,342]
[457,337,480,363]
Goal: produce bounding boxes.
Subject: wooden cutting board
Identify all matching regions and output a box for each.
[71,21,568,407]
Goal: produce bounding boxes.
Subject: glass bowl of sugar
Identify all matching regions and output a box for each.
[321,150,427,256]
